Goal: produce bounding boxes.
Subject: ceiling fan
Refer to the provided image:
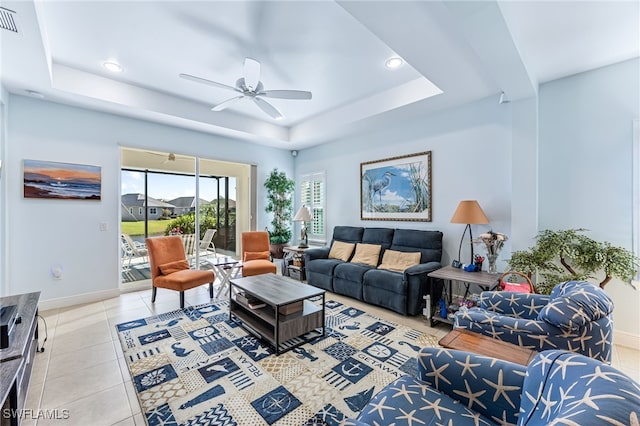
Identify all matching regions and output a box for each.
[179,57,312,120]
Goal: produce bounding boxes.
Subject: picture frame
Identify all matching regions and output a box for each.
[23,159,102,200]
[361,151,432,221]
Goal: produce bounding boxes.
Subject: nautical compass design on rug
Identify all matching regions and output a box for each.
[363,343,397,361]
[251,385,302,424]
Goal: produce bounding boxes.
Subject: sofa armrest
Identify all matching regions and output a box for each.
[304,247,330,264]
[417,347,526,424]
[404,261,441,276]
[400,262,441,315]
[480,291,550,319]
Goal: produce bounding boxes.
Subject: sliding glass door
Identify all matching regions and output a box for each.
[120,148,248,287]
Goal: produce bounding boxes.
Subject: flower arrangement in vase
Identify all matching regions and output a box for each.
[474,231,508,273]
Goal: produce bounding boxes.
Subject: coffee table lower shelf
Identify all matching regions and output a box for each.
[230,298,324,355]
[439,328,537,366]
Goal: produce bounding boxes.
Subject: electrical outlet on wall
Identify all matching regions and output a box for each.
[51,265,63,280]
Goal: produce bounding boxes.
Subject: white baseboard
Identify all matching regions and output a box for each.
[613,328,640,350]
[38,288,121,311]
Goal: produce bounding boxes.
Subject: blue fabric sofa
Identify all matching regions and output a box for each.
[304,226,442,315]
[454,280,614,362]
[343,348,639,426]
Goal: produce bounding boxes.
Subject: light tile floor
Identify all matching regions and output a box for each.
[23,283,640,426]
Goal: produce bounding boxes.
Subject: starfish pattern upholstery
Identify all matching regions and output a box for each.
[342,348,639,426]
[454,280,614,362]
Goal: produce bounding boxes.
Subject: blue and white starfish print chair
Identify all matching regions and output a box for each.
[342,348,639,426]
[454,280,614,362]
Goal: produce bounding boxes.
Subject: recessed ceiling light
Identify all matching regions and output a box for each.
[25,89,44,98]
[103,61,123,73]
[385,57,404,69]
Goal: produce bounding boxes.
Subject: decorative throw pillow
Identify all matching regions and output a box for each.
[328,240,356,262]
[243,251,270,262]
[377,250,421,272]
[350,243,382,267]
[159,259,190,275]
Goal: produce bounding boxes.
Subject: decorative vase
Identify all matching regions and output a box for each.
[487,254,499,274]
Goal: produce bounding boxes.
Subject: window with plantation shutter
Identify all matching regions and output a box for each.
[300,172,326,244]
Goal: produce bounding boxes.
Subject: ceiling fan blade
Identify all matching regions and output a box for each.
[211,95,245,112]
[179,73,240,93]
[243,57,261,91]
[253,97,283,120]
[260,90,312,100]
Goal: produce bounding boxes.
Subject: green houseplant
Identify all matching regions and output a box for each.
[508,228,639,294]
[264,168,295,258]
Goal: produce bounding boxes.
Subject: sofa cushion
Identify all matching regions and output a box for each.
[333,226,365,243]
[243,250,270,262]
[329,240,356,261]
[334,263,373,299]
[350,243,382,267]
[307,258,344,275]
[363,269,406,294]
[159,259,190,275]
[377,249,421,272]
[390,229,442,263]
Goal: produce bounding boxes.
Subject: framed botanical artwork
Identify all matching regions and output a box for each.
[23,159,101,200]
[361,151,432,221]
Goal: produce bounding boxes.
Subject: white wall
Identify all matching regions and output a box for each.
[510,96,538,250]
[295,96,513,269]
[539,58,640,342]
[5,95,292,304]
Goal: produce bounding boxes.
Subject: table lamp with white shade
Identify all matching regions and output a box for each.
[293,205,313,248]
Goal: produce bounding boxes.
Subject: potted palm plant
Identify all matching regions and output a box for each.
[264,168,295,258]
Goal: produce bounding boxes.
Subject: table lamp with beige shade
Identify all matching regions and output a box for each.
[450,200,489,265]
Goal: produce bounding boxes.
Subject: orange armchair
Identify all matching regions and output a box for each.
[146,236,215,309]
[241,231,277,277]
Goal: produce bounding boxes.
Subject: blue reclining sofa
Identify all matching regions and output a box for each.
[304,226,443,315]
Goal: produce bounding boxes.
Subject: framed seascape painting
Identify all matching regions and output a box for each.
[361,151,432,221]
[23,159,101,200]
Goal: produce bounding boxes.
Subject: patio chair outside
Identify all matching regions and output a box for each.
[180,233,198,261]
[199,229,217,258]
[121,233,148,270]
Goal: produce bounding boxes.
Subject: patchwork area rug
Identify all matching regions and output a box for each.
[116,299,438,425]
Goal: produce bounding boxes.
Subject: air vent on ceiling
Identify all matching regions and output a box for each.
[0,7,18,33]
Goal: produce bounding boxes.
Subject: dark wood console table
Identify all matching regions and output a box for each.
[1,292,40,426]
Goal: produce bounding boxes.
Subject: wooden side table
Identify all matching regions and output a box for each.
[427,266,500,327]
[282,245,312,281]
[439,328,537,366]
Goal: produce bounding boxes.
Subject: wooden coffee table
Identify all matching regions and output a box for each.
[439,328,537,365]
[229,273,325,355]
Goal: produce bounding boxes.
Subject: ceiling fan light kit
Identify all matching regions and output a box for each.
[180,57,312,120]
